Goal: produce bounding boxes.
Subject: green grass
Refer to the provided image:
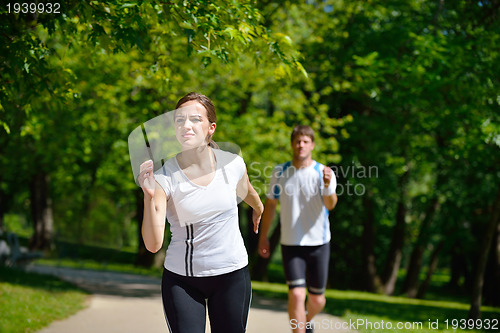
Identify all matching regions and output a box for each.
[251,281,500,333]
[0,265,88,333]
[36,257,163,278]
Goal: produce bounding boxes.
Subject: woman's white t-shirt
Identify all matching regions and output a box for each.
[154,149,248,277]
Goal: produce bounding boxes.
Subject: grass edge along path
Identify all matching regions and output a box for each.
[0,265,89,333]
[3,260,498,333]
[36,258,162,278]
[251,281,500,333]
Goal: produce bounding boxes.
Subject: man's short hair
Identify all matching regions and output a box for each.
[291,125,315,143]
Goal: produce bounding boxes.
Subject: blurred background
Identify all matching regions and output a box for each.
[1,0,499,324]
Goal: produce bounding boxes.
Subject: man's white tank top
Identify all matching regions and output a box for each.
[267,160,336,246]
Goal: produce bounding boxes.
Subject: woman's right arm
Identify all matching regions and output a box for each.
[139,160,167,253]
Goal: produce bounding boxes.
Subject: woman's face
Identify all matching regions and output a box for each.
[174,101,216,149]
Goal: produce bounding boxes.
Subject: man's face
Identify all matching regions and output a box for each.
[291,135,315,160]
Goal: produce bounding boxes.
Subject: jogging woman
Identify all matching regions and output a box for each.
[138,92,263,333]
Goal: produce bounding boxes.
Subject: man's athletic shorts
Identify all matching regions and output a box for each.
[281,242,330,295]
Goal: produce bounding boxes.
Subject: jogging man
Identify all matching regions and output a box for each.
[258,125,338,333]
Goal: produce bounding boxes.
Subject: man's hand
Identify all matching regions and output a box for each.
[323,166,333,188]
[258,237,271,259]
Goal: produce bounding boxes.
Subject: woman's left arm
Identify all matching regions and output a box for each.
[237,171,264,234]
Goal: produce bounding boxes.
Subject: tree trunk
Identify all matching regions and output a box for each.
[402,245,425,296]
[77,163,99,244]
[134,188,164,268]
[251,221,281,281]
[381,200,406,295]
[449,247,468,288]
[361,194,383,292]
[0,188,5,231]
[381,171,409,295]
[468,184,500,319]
[401,197,440,297]
[29,172,53,251]
[237,91,253,117]
[482,198,500,307]
[417,241,444,299]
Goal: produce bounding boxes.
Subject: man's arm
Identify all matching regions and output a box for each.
[258,198,278,258]
[323,193,338,211]
[323,166,338,211]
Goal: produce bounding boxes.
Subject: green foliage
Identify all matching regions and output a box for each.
[0,0,305,247]
[269,0,500,291]
[0,0,499,309]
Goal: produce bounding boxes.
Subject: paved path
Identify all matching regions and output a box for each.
[28,265,354,333]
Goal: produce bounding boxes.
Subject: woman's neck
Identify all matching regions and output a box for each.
[177,145,215,169]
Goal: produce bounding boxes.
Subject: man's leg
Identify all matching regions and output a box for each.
[289,287,307,333]
[305,293,326,323]
[282,245,308,333]
[304,242,330,328]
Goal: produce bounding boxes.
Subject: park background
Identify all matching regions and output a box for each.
[1,0,499,332]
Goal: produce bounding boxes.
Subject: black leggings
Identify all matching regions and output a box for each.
[161,266,251,333]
